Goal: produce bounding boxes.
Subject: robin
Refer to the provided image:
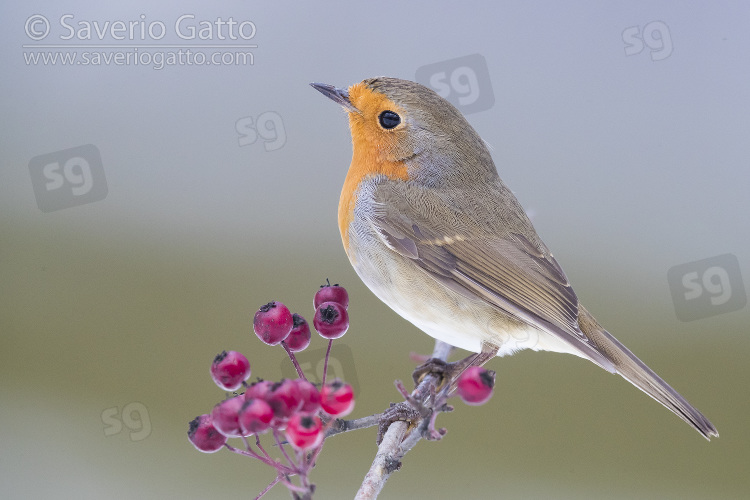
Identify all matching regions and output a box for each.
[311,77,718,440]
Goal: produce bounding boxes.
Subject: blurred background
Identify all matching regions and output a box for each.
[2,1,748,498]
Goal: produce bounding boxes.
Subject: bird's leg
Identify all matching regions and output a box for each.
[376,342,498,445]
[411,341,498,388]
[410,357,450,386]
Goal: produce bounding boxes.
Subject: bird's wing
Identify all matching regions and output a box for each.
[370,184,616,372]
[370,182,718,440]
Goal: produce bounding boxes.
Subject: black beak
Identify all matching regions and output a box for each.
[310,83,359,113]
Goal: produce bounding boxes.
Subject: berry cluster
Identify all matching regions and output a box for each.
[187,282,353,498]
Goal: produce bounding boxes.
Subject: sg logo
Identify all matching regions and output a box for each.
[28,144,107,212]
[415,54,495,115]
[101,402,152,442]
[622,21,673,61]
[236,111,286,151]
[667,254,746,321]
[280,343,360,395]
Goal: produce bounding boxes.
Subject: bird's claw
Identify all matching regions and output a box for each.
[376,401,422,445]
[411,357,452,386]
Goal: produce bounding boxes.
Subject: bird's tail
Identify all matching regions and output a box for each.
[578,305,718,440]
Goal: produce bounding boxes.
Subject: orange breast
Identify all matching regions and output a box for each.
[337,143,408,255]
[337,82,410,256]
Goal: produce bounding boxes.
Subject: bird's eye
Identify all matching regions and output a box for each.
[378,110,401,129]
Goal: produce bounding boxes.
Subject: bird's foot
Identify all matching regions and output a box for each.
[411,357,451,386]
[376,401,422,445]
[377,343,498,445]
[411,351,486,387]
[412,344,499,396]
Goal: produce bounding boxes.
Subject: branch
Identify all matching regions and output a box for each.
[354,421,408,499]
[325,414,380,438]
[354,340,453,499]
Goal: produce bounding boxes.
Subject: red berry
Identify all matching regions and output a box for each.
[266,379,302,428]
[253,301,294,345]
[187,414,227,453]
[244,379,274,401]
[313,302,349,339]
[292,379,321,414]
[314,282,349,310]
[210,350,251,391]
[284,314,311,352]
[319,379,355,417]
[457,366,496,406]
[238,398,274,435]
[285,414,324,451]
[210,395,248,437]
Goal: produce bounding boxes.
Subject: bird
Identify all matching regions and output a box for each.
[310,77,718,440]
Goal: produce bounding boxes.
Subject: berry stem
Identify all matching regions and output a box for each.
[278,476,309,494]
[224,443,294,473]
[255,434,271,460]
[394,380,411,400]
[295,449,306,469]
[307,435,326,468]
[322,339,333,385]
[408,351,431,363]
[255,475,281,500]
[241,435,253,452]
[281,341,308,380]
[273,429,297,471]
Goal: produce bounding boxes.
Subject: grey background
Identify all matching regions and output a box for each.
[2,1,749,499]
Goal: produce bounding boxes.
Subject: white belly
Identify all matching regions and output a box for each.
[349,232,575,358]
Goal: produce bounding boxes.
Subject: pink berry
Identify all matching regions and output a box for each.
[244,379,274,401]
[313,302,349,339]
[210,350,251,391]
[210,395,248,437]
[314,282,349,310]
[238,398,274,435]
[319,379,355,417]
[266,379,302,428]
[292,379,321,414]
[187,414,227,453]
[253,301,294,345]
[457,366,496,406]
[285,414,324,451]
[284,314,311,352]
